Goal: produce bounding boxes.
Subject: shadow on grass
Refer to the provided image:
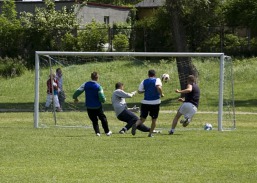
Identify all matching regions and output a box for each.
[1,98,255,112]
[234,99,257,107]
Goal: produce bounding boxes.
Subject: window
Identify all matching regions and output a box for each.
[104,16,109,25]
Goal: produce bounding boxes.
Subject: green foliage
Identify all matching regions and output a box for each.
[0,0,23,58]
[19,0,78,67]
[0,57,27,78]
[61,32,78,51]
[113,22,132,37]
[1,0,17,22]
[134,7,173,51]
[77,20,108,51]
[201,33,248,54]
[224,0,257,30]
[112,33,129,51]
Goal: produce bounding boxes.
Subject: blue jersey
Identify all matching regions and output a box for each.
[143,78,160,101]
[73,81,106,109]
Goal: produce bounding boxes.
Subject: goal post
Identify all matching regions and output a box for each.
[34,51,235,131]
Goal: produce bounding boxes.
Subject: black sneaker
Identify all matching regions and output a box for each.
[148,133,154,137]
[131,124,137,135]
[181,118,190,127]
[168,130,174,135]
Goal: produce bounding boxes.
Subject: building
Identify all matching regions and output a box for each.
[135,0,165,20]
[0,0,131,26]
[77,2,131,26]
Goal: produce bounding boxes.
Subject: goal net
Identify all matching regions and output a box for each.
[34,52,235,131]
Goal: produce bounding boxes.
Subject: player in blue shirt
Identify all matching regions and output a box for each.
[73,72,112,136]
[131,69,164,137]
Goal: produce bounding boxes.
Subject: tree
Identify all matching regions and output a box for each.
[20,0,78,67]
[165,0,222,89]
[166,0,198,90]
[0,0,23,58]
[20,0,78,49]
[224,0,257,29]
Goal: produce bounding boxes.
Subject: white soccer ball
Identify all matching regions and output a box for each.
[204,123,213,130]
[161,73,170,82]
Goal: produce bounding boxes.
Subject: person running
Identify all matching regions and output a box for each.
[73,72,112,136]
[168,75,200,135]
[131,69,164,137]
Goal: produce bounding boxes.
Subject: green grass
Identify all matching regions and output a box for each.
[1,57,257,112]
[0,57,257,182]
[0,112,257,182]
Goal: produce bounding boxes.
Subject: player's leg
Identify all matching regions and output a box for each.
[179,103,197,127]
[53,95,62,112]
[87,108,101,136]
[132,104,147,135]
[148,104,160,137]
[137,123,150,132]
[117,109,138,133]
[45,94,52,111]
[58,91,66,110]
[169,107,183,135]
[97,106,111,136]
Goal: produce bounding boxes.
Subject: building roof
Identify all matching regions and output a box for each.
[135,0,165,8]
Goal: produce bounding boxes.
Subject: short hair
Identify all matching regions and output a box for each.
[187,75,195,83]
[115,82,123,89]
[91,72,98,80]
[148,69,156,77]
[56,68,61,73]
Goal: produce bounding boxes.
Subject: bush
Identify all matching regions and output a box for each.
[77,20,108,51]
[0,57,27,78]
[112,33,129,51]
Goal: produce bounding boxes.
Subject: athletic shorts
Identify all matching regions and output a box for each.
[140,103,160,119]
[178,102,197,120]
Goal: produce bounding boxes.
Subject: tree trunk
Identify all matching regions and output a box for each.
[166,0,198,91]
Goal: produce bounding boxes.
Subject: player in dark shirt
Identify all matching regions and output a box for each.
[169,75,200,135]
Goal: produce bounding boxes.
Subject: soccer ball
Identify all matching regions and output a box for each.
[204,123,213,130]
[161,73,170,82]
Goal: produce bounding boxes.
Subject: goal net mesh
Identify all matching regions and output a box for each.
[35,52,235,131]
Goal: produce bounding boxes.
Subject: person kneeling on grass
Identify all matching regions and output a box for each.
[169,75,200,135]
[112,82,160,134]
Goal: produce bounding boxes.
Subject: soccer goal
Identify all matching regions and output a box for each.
[34,51,235,131]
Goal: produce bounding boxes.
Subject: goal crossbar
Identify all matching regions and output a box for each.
[34,51,226,131]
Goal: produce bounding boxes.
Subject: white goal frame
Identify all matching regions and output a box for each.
[34,51,229,131]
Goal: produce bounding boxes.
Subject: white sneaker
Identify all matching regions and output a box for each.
[119,129,125,134]
[153,130,161,133]
[96,133,101,137]
[131,105,140,113]
[106,131,112,136]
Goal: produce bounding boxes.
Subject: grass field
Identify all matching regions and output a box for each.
[0,56,257,182]
[0,112,257,182]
